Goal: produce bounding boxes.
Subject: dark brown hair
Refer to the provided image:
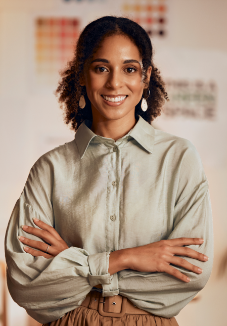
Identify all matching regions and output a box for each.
[55,16,168,131]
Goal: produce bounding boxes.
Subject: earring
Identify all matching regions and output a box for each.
[79,95,86,109]
[141,89,150,112]
[141,98,148,112]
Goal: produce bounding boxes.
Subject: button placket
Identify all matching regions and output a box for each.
[106,144,118,252]
[113,145,122,253]
[103,143,125,297]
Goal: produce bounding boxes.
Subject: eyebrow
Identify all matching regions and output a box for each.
[90,58,141,65]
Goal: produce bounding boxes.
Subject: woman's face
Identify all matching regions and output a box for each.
[82,34,152,122]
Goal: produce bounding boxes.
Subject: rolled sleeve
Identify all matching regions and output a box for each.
[88,251,113,287]
[88,251,119,296]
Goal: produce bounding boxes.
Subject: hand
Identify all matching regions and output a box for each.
[18,218,69,259]
[123,238,208,283]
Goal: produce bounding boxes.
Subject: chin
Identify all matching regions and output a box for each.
[103,110,131,121]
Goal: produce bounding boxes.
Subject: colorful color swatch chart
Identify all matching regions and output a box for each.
[35,17,80,86]
[122,0,168,37]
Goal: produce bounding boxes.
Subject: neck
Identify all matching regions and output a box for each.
[90,111,137,142]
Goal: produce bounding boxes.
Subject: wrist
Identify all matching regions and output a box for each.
[108,249,130,275]
[120,248,132,270]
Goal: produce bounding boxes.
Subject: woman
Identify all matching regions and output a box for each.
[5,16,213,326]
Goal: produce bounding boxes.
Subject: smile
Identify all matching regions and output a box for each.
[101,95,128,105]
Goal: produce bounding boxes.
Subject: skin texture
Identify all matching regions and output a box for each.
[18,35,209,286]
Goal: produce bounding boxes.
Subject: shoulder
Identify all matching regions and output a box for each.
[154,128,200,162]
[152,128,208,202]
[27,139,79,181]
[153,127,205,178]
[154,128,194,152]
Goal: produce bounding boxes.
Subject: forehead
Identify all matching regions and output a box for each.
[91,34,142,61]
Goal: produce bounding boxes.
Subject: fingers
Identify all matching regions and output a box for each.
[18,236,54,255]
[167,256,203,275]
[33,218,62,240]
[163,238,204,247]
[162,263,191,283]
[171,246,208,262]
[23,246,53,259]
[21,225,57,245]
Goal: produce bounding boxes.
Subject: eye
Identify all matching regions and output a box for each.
[125,67,137,73]
[95,66,108,73]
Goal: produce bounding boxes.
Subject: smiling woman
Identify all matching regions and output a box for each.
[5,16,213,326]
[79,33,152,138]
[55,16,168,132]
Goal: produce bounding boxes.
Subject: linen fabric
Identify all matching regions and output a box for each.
[5,115,213,324]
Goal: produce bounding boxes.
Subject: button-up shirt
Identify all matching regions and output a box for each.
[4,115,213,324]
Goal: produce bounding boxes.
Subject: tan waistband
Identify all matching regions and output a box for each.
[80,291,151,318]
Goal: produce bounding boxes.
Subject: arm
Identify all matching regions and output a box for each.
[4,156,113,324]
[115,144,213,318]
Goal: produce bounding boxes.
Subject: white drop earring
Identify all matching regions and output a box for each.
[141,98,148,112]
[141,89,150,112]
[79,95,86,109]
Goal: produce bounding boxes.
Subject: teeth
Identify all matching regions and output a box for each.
[102,95,126,102]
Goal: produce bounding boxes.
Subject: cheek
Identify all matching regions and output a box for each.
[86,73,100,94]
[127,76,144,94]
[90,71,105,85]
[86,76,105,100]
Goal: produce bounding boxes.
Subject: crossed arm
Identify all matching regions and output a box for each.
[19,218,208,283]
[6,182,213,323]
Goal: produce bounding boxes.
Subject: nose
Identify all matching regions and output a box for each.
[105,69,123,90]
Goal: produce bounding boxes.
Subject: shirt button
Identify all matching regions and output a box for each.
[110,214,116,221]
[113,146,118,152]
[112,181,117,186]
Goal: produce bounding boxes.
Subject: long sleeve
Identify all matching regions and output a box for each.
[4,115,214,322]
[4,154,113,324]
[117,142,213,318]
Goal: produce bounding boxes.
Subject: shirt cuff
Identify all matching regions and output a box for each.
[88,251,113,287]
[102,272,119,297]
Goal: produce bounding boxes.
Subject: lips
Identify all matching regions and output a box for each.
[101,95,127,102]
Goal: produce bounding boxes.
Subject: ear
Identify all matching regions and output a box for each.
[143,66,152,90]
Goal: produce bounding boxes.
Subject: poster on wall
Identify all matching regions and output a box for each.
[35,17,80,87]
[57,0,170,38]
[121,0,169,37]
[153,48,227,167]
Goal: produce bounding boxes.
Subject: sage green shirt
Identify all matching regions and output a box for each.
[4,115,213,324]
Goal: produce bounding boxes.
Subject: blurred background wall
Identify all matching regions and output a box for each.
[0,0,226,325]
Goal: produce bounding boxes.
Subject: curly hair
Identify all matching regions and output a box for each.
[55,16,169,131]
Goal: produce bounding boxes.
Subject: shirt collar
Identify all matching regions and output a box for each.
[74,114,155,159]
